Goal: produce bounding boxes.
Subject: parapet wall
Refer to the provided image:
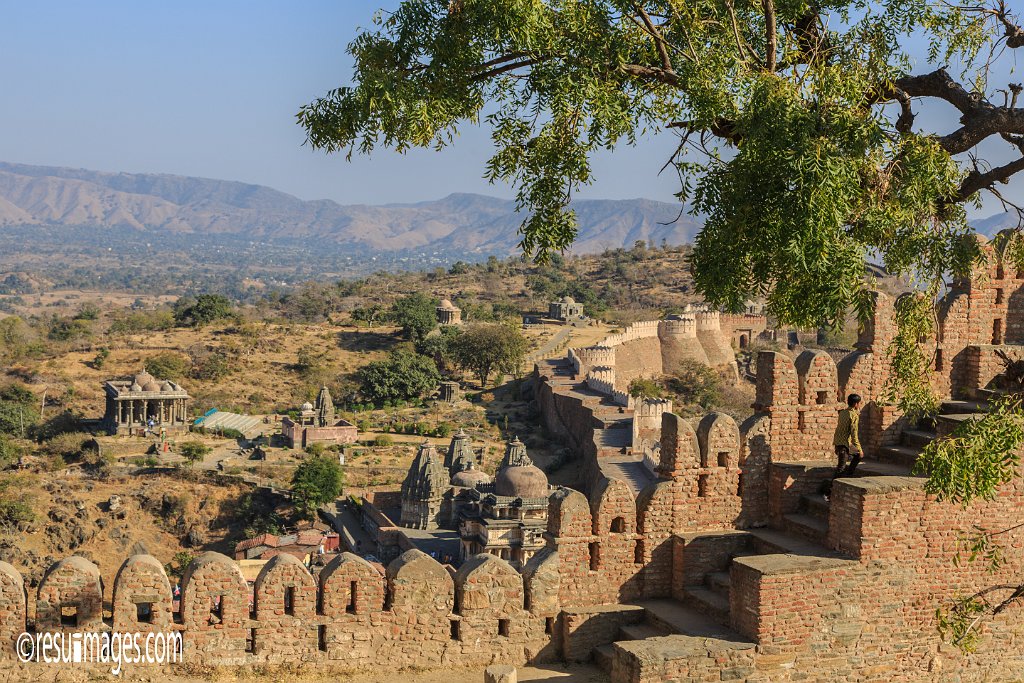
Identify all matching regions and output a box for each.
[0,548,560,670]
[5,448,1022,680]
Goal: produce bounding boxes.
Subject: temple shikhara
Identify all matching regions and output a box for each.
[4,238,1022,681]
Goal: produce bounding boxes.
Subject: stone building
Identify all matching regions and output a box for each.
[281,386,358,448]
[102,369,190,435]
[437,380,460,403]
[399,442,449,530]
[456,437,552,569]
[548,296,585,321]
[436,299,462,326]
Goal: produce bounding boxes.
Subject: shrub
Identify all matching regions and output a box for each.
[145,352,190,381]
[179,441,211,467]
[373,434,394,447]
[666,360,721,409]
[305,442,328,457]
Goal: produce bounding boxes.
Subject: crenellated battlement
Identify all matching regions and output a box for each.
[0,546,560,669]
[585,366,617,397]
[694,310,720,331]
[657,317,697,339]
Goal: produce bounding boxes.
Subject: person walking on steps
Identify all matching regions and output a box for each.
[824,393,862,499]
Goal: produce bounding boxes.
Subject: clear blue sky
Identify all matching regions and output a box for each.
[0,1,1016,216]
[0,0,680,206]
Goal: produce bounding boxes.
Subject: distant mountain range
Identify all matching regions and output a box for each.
[0,162,700,256]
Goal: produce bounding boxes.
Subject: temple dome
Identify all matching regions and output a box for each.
[495,463,548,498]
[129,382,142,392]
[134,370,155,386]
[452,467,491,488]
[438,299,458,310]
[300,402,314,411]
[142,380,161,393]
[160,381,174,392]
[561,296,575,304]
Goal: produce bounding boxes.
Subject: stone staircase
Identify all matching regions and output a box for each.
[780,398,992,548]
[593,598,752,674]
[875,398,987,470]
[782,493,831,545]
[599,455,657,496]
[676,527,844,629]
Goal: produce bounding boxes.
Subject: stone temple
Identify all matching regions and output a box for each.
[456,437,552,569]
[436,298,462,326]
[281,386,358,448]
[101,369,190,435]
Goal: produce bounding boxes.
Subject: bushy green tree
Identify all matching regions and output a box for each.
[291,455,343,518]
[349,304,386,326]
[359,350,440,404]
[450,323,527,387]
[178,441,211,468]
[415,325,462,372]
[174,294,235,327]
[391,292,437,341]
[628,377,663,400]
[145,352,191,381]
[0,385,38,437]
[666,361,720,410]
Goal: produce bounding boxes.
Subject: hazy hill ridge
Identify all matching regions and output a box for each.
[0,162,701,255]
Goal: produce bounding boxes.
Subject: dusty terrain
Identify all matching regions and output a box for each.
[0,467,250,600]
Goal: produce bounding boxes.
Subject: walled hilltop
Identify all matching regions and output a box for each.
[1,244,1022,680]
[568,311,740,404]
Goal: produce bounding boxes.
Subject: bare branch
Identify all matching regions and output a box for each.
[621,63,681,87]
[884,69,1024,154]
[632,2,673,72]
[955,154,1024,201]
[762,0,777,71]
[469,58,544,82]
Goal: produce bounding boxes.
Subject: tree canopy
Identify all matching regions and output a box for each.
[291,455,344,518]
[391,292,438,341]
[358,349,442,404]
[299,0,1024,333]
[450,322,528,386]
[173,294,235,328]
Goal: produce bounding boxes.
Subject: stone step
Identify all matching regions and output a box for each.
[940,399,988,415]
[593,643,615,673]
[747,528,842,560]
[799,493,830,522]
[856,459,915,478]
[704,571,731,600]
[637,599,752,648]
[782,512,828,545]
[617,622,671,641]
[876,444,921,469]
[900,428,936,449]
[681,586,730,624]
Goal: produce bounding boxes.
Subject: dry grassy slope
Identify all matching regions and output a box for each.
[0,469,249,595]
[37,322,396,418]
[359,246,701,320]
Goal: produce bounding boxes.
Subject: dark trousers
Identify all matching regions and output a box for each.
[821,446,861,497]
[834,445,861,478]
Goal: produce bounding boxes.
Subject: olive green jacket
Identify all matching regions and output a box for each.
[833,407,862,452]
